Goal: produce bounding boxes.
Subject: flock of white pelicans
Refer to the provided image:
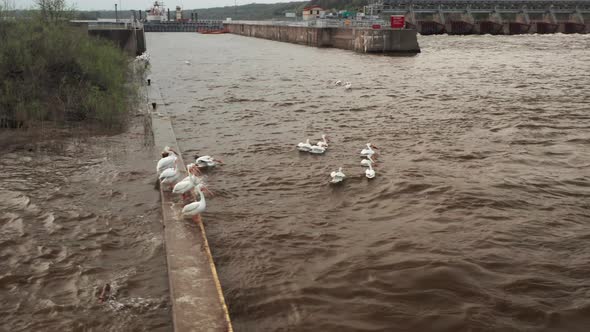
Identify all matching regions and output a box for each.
[156,147,222,221]
[155,135,376,220]
[153,79,361,220]
[298,136,378,184]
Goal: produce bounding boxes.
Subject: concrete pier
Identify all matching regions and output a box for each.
[148,84,233,332]
[225,22,421,54]
[367,0,589,35]
[144,20,224,32]
[71,20,147,56]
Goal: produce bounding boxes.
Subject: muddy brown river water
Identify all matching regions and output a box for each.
[146,33,589,332]
[0,121,172,331]
[1,32,589,332]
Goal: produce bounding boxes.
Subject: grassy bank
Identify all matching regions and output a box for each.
[0,20,142,130]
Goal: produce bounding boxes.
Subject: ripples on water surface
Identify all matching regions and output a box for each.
[148,33,590,331]
[0,122,171,331]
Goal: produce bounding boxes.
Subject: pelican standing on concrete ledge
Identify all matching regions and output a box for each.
[173,164,202,200]
[159,160,181,190]
[182,183,212,222]
[157,146,178,174]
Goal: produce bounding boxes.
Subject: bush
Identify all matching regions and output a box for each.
[0,20,141,130]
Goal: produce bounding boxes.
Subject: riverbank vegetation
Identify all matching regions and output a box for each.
[0,1,143,131]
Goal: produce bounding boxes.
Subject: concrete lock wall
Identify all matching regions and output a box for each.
[226,23,421,54]
[88,29,145,56]
[351,28,421,53]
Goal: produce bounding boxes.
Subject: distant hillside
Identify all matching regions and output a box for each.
[194,0,370,20]
[66,0,371,21]
[307,0,369,11]
[194,2,307,20]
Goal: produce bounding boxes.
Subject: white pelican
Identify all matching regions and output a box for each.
[297,139,312,152]
[310,144,326,154]
[195,155,223,168]
[330,167,346,184]
[157,146,178,174]
[185,60,191,65]
[360,143,378,158]
[365,162,376,179]
[136,52,150,63]
[173,164,202,199]
[182,184,212,222]
[317,134,328,148]
[159,161,180,190]
[334,80,342,86]
[361,155,375,167]
[344,82,352,90]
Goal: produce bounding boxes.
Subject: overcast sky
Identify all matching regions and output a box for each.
[16,0,296,10]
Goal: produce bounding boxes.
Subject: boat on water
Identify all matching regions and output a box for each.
[146,1,167,23]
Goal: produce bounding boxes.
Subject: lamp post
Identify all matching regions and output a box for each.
[115,3,118,22]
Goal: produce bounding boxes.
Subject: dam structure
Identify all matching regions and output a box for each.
[365,0,590,34]
[143,20,224,32]
[225,20,421,54]
[70,19,147,56]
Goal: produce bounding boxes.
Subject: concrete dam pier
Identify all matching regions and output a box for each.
[366,0,590,35]
[225,22,421,54]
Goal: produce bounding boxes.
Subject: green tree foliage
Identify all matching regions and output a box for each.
[190,0,370,20]
[0,20,137,129]
[194,2,307,20]
[307,0,369,11]
[35,0,75,22]
[70,1,370,21]
[0,0,15,18]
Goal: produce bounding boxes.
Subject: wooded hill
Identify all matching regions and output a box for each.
[68,1,370,21]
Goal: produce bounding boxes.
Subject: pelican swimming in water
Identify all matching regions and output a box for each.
[334,80,342,86]
[297,139,312,152]
[157,146,178,174]
[185,60,191,65]
[365,162,376,179]
[309,144,326,154]
[182,184,212,222]
[360,143,378,158]
[317,134,329,149]
[195,155,223,168]
[330,167,346,184]
[361,155,376,167]
[344,82,352,90]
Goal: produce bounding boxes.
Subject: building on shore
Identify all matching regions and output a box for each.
[302,6,325,21]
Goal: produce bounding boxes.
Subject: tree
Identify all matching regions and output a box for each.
[1,0,16,19]
[35,0,74,22]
